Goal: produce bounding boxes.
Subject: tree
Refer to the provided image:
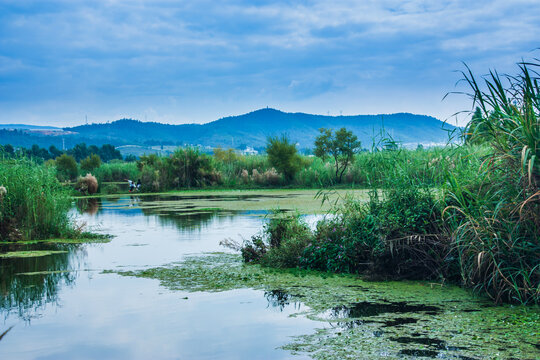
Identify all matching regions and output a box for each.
[266,135,301,181]
[49,145,63,159]
[55,154,78,181]
[80,154,102,173]
[314,128,361,183]
[99,144,122,162]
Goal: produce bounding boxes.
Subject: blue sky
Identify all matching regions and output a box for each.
[0,0,539,127]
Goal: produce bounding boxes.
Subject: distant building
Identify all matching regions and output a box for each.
[240,146,258,155]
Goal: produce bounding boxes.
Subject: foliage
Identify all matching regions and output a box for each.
[80,154,102,173]
[240,212,312,268]
[266,134,302,181]
[314,127,361,183]
[444,57,540,304]
[93,161,139,183]
[137,147,220,191]
[54,154,78,181]
[301,184,451,279]
[0,159,75,241]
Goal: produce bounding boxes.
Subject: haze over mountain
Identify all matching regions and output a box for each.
[1,108,456,151]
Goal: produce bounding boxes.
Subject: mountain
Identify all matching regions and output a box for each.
[65,108,456,149]
[1,108,456,150]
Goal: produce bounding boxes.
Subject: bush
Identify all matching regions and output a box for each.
[75,173,98,195]
[80,154,102,173]
[55,154,78,181]
[300,185,451,279]
[266,135,302,181]
[102,184,120,194]
[241,212,312,268]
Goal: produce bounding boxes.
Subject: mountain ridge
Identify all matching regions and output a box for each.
[2,108,456,150]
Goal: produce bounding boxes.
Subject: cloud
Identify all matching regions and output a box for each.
[0,0,538,126]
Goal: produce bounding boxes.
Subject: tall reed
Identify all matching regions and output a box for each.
[444,57,539,303]
[0,159,74,240]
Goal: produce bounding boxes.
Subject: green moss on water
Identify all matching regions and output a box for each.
[1,237,111,245]
[112,253,540,360]
[0,250,68,258]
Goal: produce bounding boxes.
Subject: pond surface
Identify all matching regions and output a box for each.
[1,193,538,359]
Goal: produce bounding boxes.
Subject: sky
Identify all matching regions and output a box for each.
[0,0,539,127]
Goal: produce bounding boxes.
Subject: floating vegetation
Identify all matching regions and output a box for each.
[112,253,540,359]
[1,237,111,245]
[0,250,68,258]
[94,189,369,215]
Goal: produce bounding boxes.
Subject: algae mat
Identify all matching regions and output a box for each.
[113,253,540,360]
[100,189,369,215]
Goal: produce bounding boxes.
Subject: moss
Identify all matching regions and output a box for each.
[1,237,111,245]
[112,253,540,359]
[0,250,68,258]
[93,189,369,214]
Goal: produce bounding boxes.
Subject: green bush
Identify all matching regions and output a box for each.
[300,185,451,279]
[80,154,102,173]
[241,212,312,268]
[55,154,78,181]
[266,135,302,181]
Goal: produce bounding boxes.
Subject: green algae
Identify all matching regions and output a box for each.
[98,189,369,215]
[112,253,540,359]
[1,237,111,245]
[0,250,68,258]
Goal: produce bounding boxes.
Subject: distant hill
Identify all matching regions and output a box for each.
[1,108,456,150]
[65,109,456,149]
[0,124,61,130]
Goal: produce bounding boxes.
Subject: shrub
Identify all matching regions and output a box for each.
[75,173,98,195]
[80,154,102,173]
[241,212,312,268]
[266,135,302,181]
[55,154,78,181]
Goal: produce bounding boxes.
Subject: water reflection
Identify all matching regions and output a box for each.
[0,245,85,320]
[76,197,101,215]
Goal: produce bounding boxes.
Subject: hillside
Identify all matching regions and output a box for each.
[65,108,456,149]
[1,108,456,150]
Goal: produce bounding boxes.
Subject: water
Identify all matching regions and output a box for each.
[0,196,317,359]
[1,195,538,359]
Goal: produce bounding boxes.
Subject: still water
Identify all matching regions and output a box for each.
[1,196,317,359]
[1,195,538,359]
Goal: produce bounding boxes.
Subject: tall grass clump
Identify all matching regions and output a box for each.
[93,161,140,183]
[444,57,539,303]
[0,159,74,241]
[137,148,221,191]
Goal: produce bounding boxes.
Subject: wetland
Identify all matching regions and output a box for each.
[1,191,538,359]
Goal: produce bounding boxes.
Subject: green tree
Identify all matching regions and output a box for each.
[314,128,361,183]
[80,154,102,173]
[55,154,78,181]
[266,135,301,181]
[99,144,122,162]
[48,145,63,159]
